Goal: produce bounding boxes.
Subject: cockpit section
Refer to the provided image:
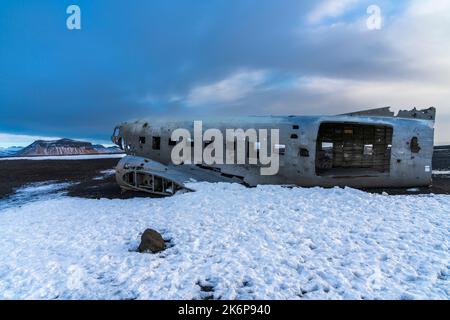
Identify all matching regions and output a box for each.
[111,126,124,150]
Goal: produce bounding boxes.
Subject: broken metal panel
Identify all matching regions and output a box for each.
[115,155,242,195]
[112,107,436,195]
[115,156,187,195]
[341,107,395,117]
[342,106,436,121]
[397,107,436,120]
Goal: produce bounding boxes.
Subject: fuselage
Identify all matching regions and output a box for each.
[112,111,435,188]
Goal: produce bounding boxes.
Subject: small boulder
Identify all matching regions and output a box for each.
[138,229,166,253]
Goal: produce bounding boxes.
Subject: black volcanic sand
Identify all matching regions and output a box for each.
[0,158,153,200]
[0,158,449,201]
[362,176,450,195]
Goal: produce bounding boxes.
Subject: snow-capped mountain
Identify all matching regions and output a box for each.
[0,146,23,157]
[11,139,122,157]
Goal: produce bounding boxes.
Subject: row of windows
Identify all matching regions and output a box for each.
[136,135,313,160]
[138,123,300,149]
[140,134,298,148]
[139,136,161,150]
[138,128,300,152]
[141,134,420,156]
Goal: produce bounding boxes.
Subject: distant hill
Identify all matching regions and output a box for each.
[6,139,123,157]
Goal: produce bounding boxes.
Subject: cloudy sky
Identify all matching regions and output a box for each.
[0,0,449,147]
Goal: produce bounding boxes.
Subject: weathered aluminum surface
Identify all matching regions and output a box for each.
[112,108,436,194]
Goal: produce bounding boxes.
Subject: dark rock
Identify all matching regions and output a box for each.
[197,280,215,300]
[138,229,166,253]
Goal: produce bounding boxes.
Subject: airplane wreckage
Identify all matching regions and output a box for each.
[111,107,436,196]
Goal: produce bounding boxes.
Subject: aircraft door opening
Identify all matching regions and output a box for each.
[315,123,393,176]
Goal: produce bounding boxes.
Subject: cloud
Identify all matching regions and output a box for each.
[301,76,450,145]
[185,70,269,106]
[1,0,449,145]
[385,0,450,78]
[307,0,358,24]
[406,0,450,16]
[295,76,449,111]
[177,71,450,144]
[0,133,61,148]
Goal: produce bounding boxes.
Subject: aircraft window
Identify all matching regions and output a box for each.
[291,134,298,139]
[410,137,420,153]
[299,148,309,157]
[139,136,146,144]
[293,125,299,130]
[124,172,134,185]
[275,144,286,155]
[168,138,177,146]
[152,137,161,150]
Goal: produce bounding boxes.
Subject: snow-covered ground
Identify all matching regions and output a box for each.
[0,154,125,161]
[0,182,73,211]
[0,182,448,300]
[93,169,116,180]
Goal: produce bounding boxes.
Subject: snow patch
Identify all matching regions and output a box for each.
[93,169,116,180]
[0,182,73,210]
[0,183,448,299]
